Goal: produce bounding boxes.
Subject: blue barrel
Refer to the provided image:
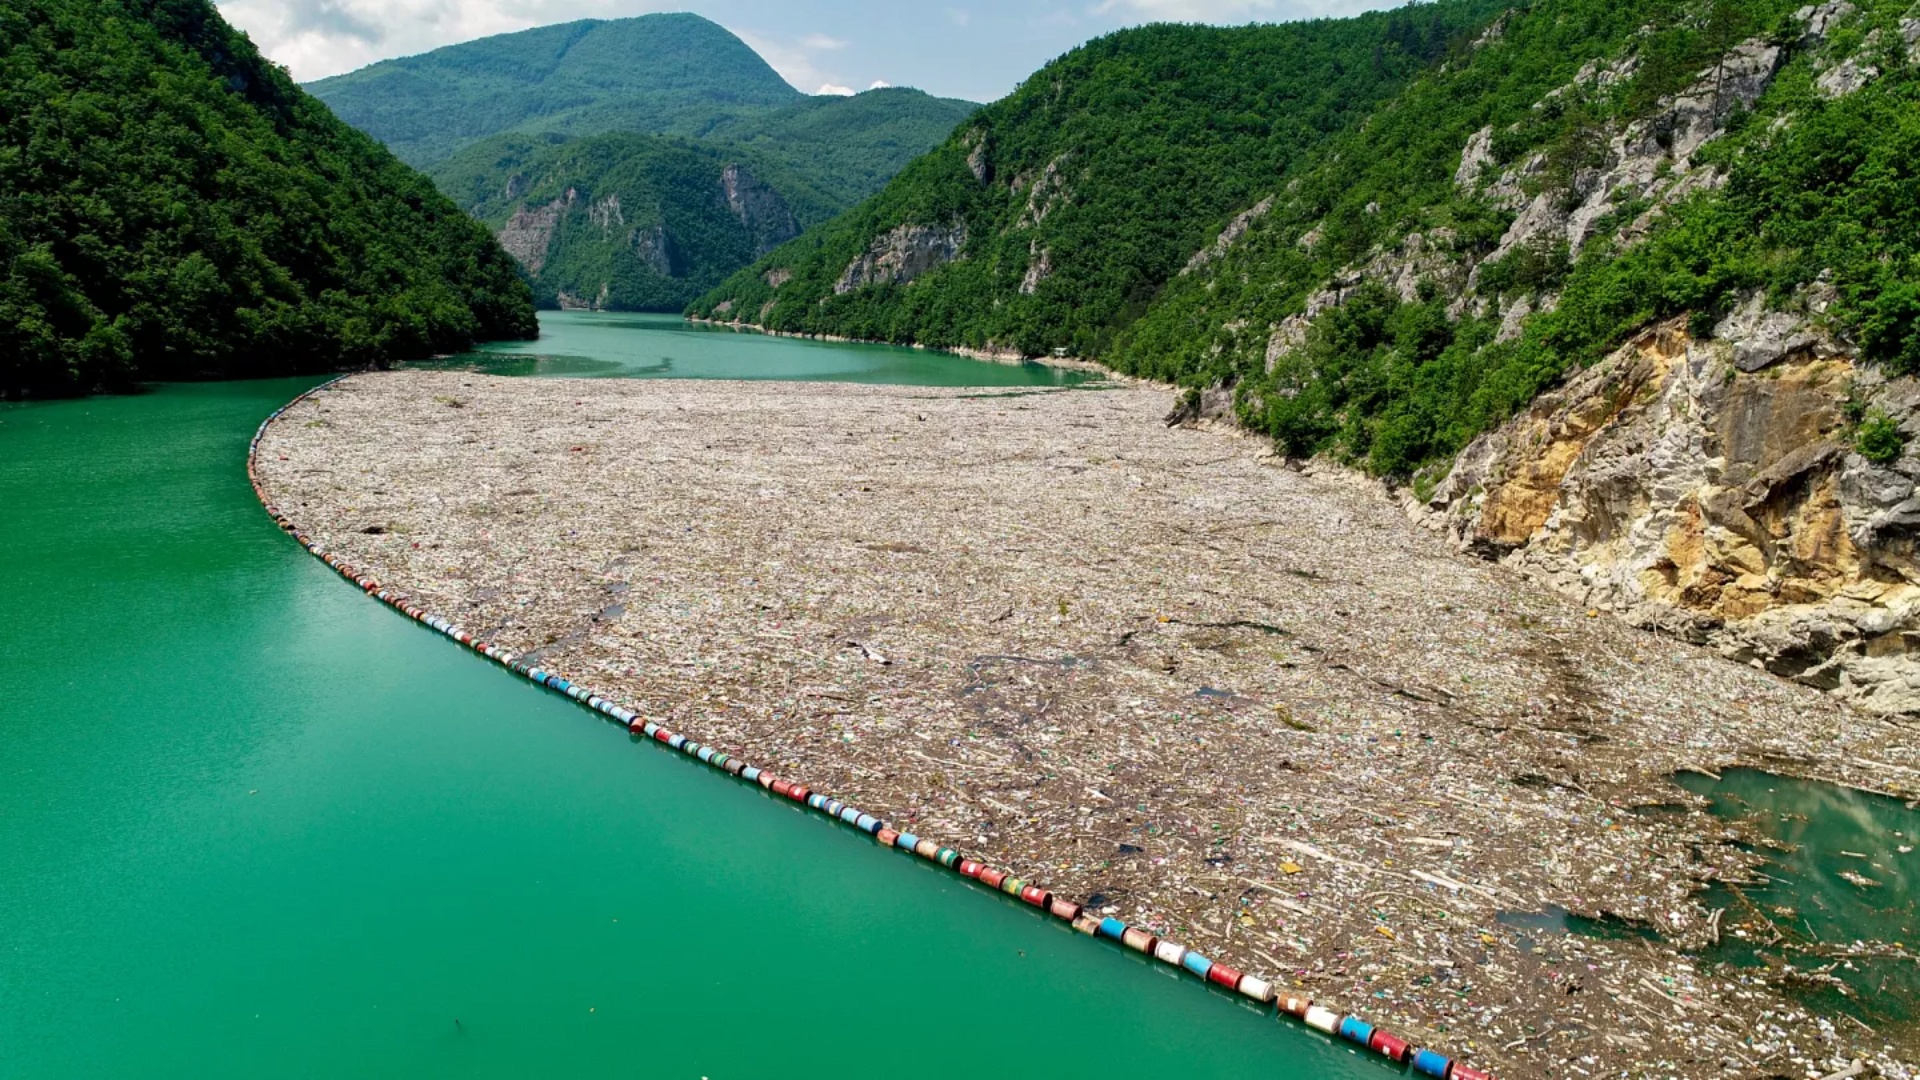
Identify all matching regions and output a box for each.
[1339,1017,1374,1047]
[896,832,919,850]
[697,747,717,764]
[641,722,660,739]
[837,807,858,825]
[667,734,686,750]
[742,766,761,783]
[822,798,843,817]
[1411,1049,1451,1078]
[854,814,879,832]
[1182,951,1213,979]
[807,793,827,810]
[1096,917,1126,941]
[527,668,546,682]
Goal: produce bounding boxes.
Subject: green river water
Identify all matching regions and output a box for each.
[0,318,1385,1079]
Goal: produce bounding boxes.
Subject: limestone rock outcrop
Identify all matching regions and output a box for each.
[1423,310,1920,715]
[834,223,968,294]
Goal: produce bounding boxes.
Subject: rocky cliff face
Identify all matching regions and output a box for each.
[833,223,968,294]
[1421,307,1920,715]
[498,190,574,274]
[719,163,799,258]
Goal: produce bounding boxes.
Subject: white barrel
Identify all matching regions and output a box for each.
[1237,975,1274,1002]
[1304,1006,1341,1034]
[1153,940,1187,966]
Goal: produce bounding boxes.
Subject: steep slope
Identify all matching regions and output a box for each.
[675,87,980,206]
[305,14,802,168]
[429,133,838,310]
[1116,0,1920,712]
[0,0,536,399]
[687,4,1510,357]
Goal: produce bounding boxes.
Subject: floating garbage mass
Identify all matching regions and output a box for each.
[248,379,1498,1078]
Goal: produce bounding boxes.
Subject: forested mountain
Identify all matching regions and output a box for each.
[428,132,841,310]
[1112,0,1920,478]
[685,5,1509,357]
[0,0,535,399]
[676,88,981,207]
[305,14,802,168]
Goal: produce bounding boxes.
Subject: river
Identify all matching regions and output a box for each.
[0,318,1388,1078]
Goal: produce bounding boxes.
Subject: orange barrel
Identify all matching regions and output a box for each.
[1049,898,1082,921]
[1071,913,1102,935]
[1303,1006,1341,1035]
[959,860,984,878]
[979,867,1008,889]
[771,779,794,798]
[877,828,900,847]
[1019,885,1050,908]
[1153,940,1187,967]
[1368,1030,1412,1062]
[1120,927,1157,954]
[627,718,647,735]
[913,839,941,860]
[1207,963,1243,991]
[1237,974,1274,1003]
[1450,1066,1493,1080]
[787,784,811,803]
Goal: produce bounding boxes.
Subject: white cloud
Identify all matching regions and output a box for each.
[868,79,892,89]
[218,0,681,79]
[800,32,849,49]
[817,83,856,96]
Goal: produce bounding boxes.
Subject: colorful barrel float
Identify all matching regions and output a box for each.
[1303,1006,1342,1035]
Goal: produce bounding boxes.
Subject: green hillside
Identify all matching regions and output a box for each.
[429,132,843,311]
[675,87,980,206]
[305,14,803,168]
[686,4,1510,357]
[1113,0,1920,477]
[0,0,535,399]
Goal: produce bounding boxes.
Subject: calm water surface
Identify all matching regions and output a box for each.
[0,320,1382,1078]
[422,311,1094,387]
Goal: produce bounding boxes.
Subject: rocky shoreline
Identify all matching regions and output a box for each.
[258,371,1920,1079]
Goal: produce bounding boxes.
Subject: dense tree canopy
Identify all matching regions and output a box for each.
[0,0,536,398]
[1116,0,1920,478]
[688,4,1509,357]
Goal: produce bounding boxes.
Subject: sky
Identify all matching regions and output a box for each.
[214,0,1391,102]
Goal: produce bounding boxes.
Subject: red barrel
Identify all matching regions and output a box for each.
[627,718,646,734]
[978,867,1008,888]
[1048,898,1082,921]
[1019,885,1051,908]
[787,784,811,803]
[1368,1031,1412,1062]
[1450,1067,1493,1080]
[1207,963,1243,990]
[652,728,675,744]
[959,860,984,878]
[771,779,794,798]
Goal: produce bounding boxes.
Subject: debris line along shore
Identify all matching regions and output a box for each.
[246,378,1499,1079]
